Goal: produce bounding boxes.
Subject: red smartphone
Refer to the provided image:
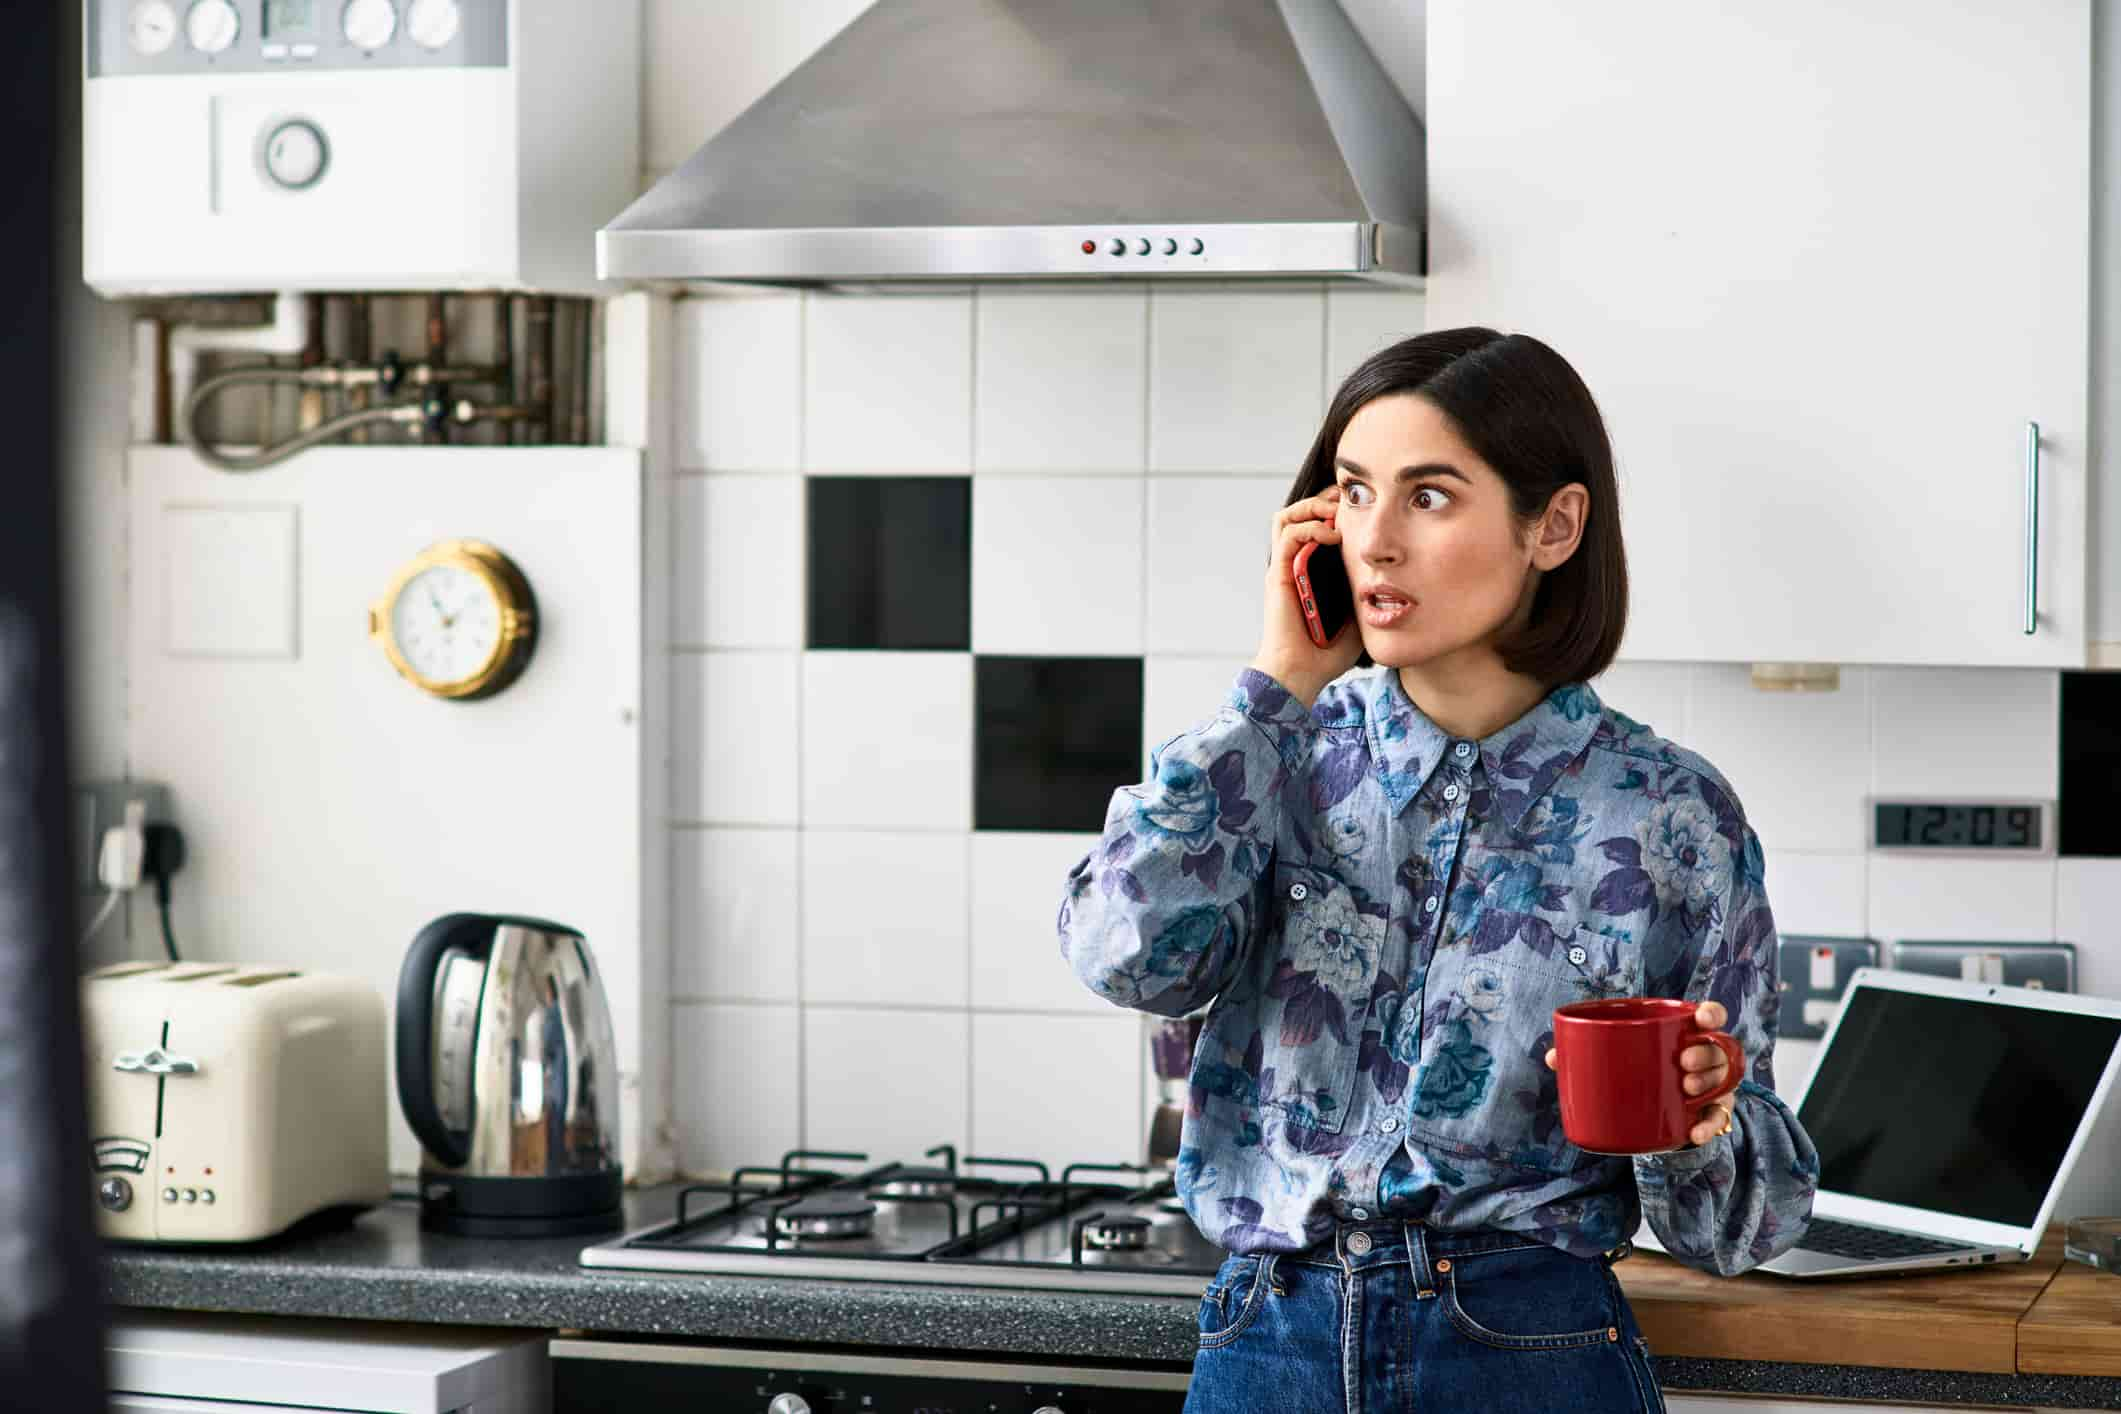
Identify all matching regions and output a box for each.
[1292,539,1354,649]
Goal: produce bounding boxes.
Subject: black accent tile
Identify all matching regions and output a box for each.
[806,476,971,650]
[976,657,1144,832]
[2060,671,2121,856]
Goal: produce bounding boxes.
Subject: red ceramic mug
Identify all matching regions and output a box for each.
[1552,998,1745,1155]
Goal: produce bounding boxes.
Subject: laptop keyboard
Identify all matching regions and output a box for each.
[1794,1217,1979,1261]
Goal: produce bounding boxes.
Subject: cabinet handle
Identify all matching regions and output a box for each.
[2023,420,2040,636]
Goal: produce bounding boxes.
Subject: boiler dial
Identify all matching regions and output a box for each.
[183,0,238,54]
[341,0,398,51]
[262,120,329,191]
[765,1396,810,1414]
[406,0,461,49]
[127,0,177,55]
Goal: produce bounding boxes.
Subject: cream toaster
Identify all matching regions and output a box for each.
[82,961,390,1243]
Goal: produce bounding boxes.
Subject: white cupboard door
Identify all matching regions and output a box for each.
[1425,0,2089,667]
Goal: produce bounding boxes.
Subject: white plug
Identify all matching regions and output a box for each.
[98,799,148,892]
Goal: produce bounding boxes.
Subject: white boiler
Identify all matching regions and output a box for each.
[82,0,637,296]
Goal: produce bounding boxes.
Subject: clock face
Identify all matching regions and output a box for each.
[389,564,502,687]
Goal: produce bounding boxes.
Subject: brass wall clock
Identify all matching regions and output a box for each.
[368,539,537,700]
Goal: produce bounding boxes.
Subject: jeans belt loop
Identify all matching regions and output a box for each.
[1264,1252,1286,1297]
[1406,1220,1438,1300]
[1603,1239,1634,1264]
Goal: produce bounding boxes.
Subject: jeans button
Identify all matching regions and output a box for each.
[1346,1230,1373,1255]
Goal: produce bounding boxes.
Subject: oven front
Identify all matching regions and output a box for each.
[549,1337,1193,1413]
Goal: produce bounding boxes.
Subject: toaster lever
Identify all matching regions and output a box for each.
[113,1047,201,1076]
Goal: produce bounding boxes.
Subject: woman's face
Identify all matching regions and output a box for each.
[1330,392,1543,671]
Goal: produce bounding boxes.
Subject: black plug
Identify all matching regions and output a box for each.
[142,823,185,963]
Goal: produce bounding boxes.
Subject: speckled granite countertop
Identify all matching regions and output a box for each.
[101,1187,2121,1410]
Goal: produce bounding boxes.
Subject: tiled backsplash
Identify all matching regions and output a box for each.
[665,285,2121,1199]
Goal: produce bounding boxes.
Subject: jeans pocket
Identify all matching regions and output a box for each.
[1631,1335,1669,1413]
[1440,1243,1622,1352]
[1197,1255,1267,1348]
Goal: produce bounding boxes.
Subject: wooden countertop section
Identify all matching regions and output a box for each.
[1615,1227,2069,1375]
[2020,1241,2121,1377]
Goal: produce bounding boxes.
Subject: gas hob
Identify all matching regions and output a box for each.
[578,1146,1225,1296]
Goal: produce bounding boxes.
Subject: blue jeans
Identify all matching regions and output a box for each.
[1186,1219,1666,1414]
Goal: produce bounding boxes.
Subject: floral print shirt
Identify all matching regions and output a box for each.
[1058,668,1818,1276]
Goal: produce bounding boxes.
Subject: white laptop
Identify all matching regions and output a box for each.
[1632,967,2121,1278]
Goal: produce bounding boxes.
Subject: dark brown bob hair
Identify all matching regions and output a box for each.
[1287,327,1627,686]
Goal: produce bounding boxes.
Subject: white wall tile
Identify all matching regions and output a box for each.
[1144,476,1283,655]
[1684,665,1873,852]
[673,650,801,824]
[1325,286,1426,394]
[970,1012,1143,1174]
[2058,858,2121,998]
[970,831,1109,1013]
[801,652,973,829]
[1149,288,1325,473]
[1589,661,1691,742]
[1870,667,2059,798]
[971,478,1145,656]
[677,294,803,472]
[1760,851,1868,938]
[805,294,973,473]
[975,290,1147,473]
[1868,854,2059,944]
[805,1007,970,1162]
[673,475,805,648]
[674,1002,802,1178]
[1142,656,1250,777]
[673,828,801,1001]
[803,831,970,1007]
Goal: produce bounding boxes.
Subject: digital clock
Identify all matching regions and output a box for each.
[1869,798,2053,855]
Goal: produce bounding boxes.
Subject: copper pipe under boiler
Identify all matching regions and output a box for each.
[347,294,372,444]
[525,295,553,445]
[426,293,449,445]
[493,290,514,447]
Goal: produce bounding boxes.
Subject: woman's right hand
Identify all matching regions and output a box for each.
[1251,486,1363,710]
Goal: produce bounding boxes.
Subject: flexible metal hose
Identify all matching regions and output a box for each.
[180,365,422,473]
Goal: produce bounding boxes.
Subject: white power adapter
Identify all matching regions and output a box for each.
[98,799,148,892]
[82,799,149,945]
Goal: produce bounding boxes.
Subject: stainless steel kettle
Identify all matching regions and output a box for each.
[395,913,622,1236]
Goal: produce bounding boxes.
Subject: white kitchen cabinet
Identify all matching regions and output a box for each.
[1425,0,2090,667]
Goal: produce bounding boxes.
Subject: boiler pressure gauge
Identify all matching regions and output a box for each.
[341,0,397,51]
[128,0,178,55]
[184,0,238,54]
[406,0,460,50]
[369,540,537,701]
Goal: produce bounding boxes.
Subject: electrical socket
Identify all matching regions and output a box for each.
[1890,940,2077,993]
[74,780,173,894]
[1776,935,1879,1039]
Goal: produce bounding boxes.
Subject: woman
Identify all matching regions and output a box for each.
[1058,328,1818,1412]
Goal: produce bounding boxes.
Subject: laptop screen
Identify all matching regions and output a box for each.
[1797,984,2121,1229]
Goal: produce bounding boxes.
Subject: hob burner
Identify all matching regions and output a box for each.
[1082,1213,1152,1251]
[772,1195,877,1240]
[869,1167,957,1200]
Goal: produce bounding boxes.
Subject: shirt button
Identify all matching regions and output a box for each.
[1443,784,1461,802]
[1346,1229,1373,1253]
[1349,1209,1370,1224]
[1568,945,1588,965]
[1423,896,1439,914]
[1289,882,1309,902]
[1454,741,1473,759]
[1380,1117,1400,1133]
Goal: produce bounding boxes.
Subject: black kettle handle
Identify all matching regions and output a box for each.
[395,912,492,1170]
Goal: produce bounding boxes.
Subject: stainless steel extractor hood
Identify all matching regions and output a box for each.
[599,0,1425,287]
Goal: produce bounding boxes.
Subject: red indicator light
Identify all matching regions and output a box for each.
[1080,240,1095,254]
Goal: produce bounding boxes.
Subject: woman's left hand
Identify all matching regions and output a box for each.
[1543,1000,1735,1148]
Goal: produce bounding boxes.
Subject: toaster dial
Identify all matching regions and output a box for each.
[97,1177,133,1212]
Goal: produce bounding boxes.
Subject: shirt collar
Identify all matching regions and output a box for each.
[1364,671,1605,831]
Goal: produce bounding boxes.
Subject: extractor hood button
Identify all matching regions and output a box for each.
[1189,237,1205,255]
[1108,238,1125,255]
